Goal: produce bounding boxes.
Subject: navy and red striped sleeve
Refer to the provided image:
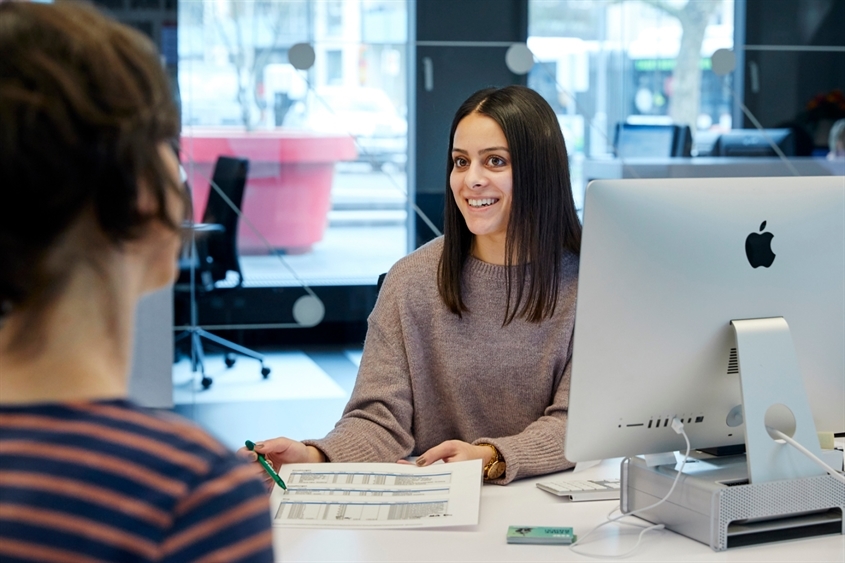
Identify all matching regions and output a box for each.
[0,400,274,562]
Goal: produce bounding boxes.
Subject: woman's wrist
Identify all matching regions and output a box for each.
[477,443,506,480]
[476,444,495,466]
[305,445,327,463]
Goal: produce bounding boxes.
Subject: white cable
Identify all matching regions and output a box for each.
[569,417,691,558]
[766,427,845,485]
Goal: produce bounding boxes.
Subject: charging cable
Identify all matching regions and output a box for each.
[569,417,691,558]
[766,427,845,485]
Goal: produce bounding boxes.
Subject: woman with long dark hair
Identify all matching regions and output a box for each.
[247,85,581,484]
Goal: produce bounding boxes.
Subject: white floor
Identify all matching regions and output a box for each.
[345,350,363,367]
[173,348,362,450]
[173,351,347,404]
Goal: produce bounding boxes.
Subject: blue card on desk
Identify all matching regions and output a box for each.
[506,526,576,545]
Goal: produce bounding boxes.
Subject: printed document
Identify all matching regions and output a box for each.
[269,459,482,528]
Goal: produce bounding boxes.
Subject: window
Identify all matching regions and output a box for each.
[175,0,409,407]
[325,50,343,85]
[528,0,734,206]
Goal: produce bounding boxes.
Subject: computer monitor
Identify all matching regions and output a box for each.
[613,123,693,158]
[565,176,844,463]
[712,128,796,157]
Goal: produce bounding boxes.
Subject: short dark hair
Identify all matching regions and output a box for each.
[0,1,182,319]
[438,85,581,325]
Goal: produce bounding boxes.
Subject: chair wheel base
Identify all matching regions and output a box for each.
[224,353,236,368]
[261,366,271,378]
[201,376,213,390]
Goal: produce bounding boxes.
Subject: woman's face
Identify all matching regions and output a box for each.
[449,112,513,257]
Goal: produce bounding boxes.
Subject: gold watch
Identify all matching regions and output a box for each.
[479,443,506,480]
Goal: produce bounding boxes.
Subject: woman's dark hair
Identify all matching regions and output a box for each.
[438,85,581,325]
[0,1,183,320]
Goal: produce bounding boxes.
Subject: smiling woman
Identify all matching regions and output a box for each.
[440,85,581,325]
[244,85,584,487]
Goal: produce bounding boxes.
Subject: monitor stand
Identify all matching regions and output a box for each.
[622,317,845,551]
[697,444,745,457]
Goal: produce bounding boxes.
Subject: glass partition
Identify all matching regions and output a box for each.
[178,0,407,280]
[169,0,844,448]
[173,0,409,444]
[172,0,738,443]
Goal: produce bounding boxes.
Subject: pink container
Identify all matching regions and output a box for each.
[181,128,357,254]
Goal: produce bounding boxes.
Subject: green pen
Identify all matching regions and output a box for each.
[245,440,287,490]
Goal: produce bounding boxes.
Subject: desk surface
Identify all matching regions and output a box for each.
[271,457,845,562]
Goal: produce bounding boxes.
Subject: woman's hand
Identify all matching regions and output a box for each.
[402,440,494,467]
[237,437,326,489]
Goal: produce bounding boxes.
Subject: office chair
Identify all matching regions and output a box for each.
[175,156,271,390]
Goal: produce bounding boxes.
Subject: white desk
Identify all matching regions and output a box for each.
[271,457,845,562]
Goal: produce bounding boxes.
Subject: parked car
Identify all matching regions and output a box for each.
[283,86,407,170]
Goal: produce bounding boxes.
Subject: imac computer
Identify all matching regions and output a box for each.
[565,176,844,550]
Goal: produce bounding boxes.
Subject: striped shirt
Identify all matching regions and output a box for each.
[0,400,274,562]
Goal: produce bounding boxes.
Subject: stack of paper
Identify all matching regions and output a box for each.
[269,459,482,529]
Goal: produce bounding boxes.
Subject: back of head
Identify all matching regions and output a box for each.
[0,1,181,321]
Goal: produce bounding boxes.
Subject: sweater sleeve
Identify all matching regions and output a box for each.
[473,335,576,485]
[303,285,416,462]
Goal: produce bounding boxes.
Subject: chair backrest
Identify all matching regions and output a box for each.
[201,156,249,284]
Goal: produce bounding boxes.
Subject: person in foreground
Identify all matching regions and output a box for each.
[0,3,273,561]
[246,85,581,485]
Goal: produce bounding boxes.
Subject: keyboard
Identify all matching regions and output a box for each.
[536,478,621,501]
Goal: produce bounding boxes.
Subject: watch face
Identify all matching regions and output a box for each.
[487,460,505,480]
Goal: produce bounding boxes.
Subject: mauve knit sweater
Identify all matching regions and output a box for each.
[304,236,578,484]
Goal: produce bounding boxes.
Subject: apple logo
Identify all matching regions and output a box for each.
[745,221,776,268]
